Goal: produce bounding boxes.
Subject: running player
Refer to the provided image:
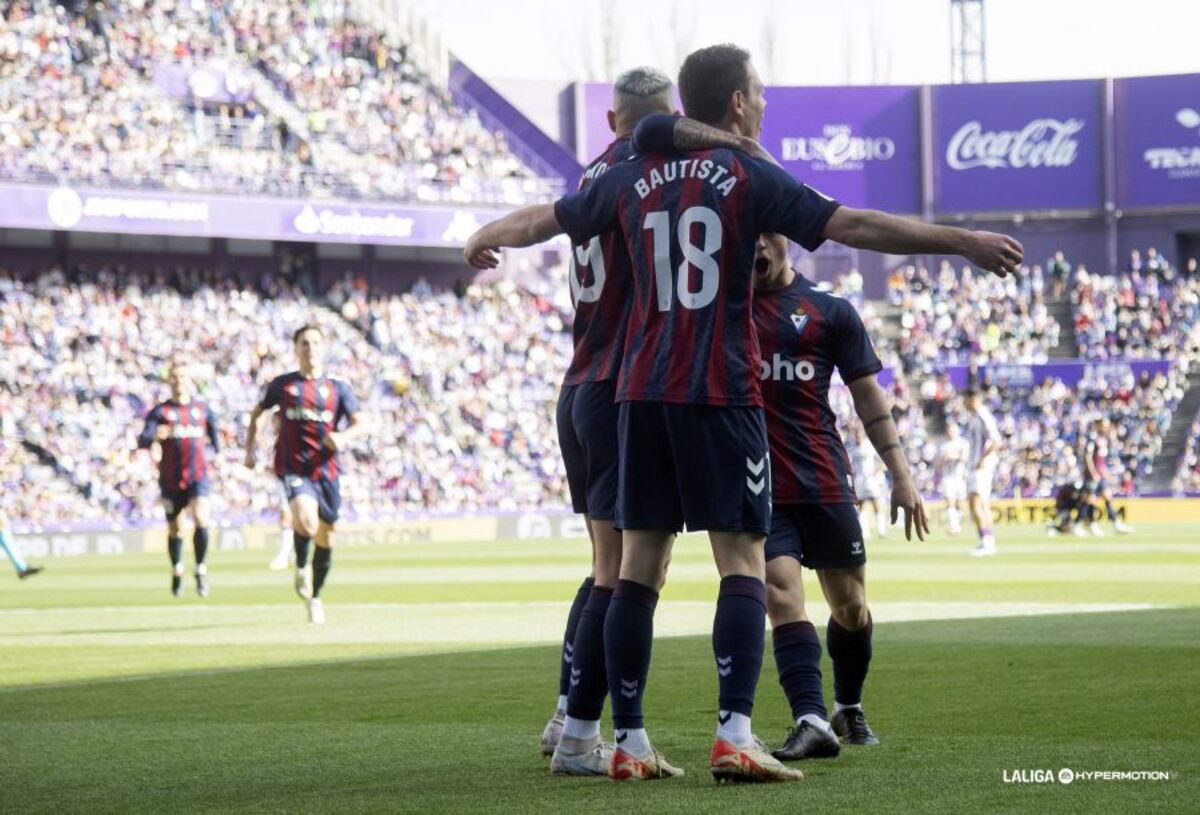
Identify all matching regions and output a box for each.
[750,232,928,761]
[936,422,970,535]
[466,44,1020,783]
[1081,418,1134,535]
[850,426,888,539]
[0,435,43,580]
[244,325,362,624]
[136,362,219,597]
[543,67,677,777]
[963,386,1002,557]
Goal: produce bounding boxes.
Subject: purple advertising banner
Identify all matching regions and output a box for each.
[1115,73,1200,209]
[0,182,509,247]
[759,86,921,212]
[932,79,1104,213]
[943,360,1173,390]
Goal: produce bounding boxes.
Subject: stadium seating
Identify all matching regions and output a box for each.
[0,0,554,204]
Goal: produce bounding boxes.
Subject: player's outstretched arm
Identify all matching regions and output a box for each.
[631,114,777,164]
[848,375,930,541]
[464,204,563,270]
[823,207,1024,278]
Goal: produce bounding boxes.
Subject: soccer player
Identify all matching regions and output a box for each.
[750,232,928,760]
[850,427,889,539]
[963,386,1002,556]
[936,422,970,535]
[466,44,1021,783]
[1081,418,1133,535]
[542,67,677,777]
[244,325,362,624]
[136,362,219,597]
[0,434,43,580]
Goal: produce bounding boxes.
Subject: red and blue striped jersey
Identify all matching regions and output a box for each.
[555,148,838,406]
[258,372,358,480]
[755,275,882,504]
[137,400,219,491]
[563,137,635,386]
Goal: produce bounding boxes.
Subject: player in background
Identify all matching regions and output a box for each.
[136,362,219,597]
[0,434,43,580]
[749,232,928,760]
[1081,418,1133,535]
[467,44,1020,783]
[936,422,970,535]
[245,325,362,624]
[963,386,1002,557]
[542,68,677,777]
[268,415,297,570]
[850,426,889,539]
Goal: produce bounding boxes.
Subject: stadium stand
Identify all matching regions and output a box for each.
[0,0,555,204]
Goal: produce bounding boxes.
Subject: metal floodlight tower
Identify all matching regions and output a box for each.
[950,0,987,83]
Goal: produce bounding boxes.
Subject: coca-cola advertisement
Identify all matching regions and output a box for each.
[932,79,1104,213]
[759,85,921,212]
[1115,73,1200,209]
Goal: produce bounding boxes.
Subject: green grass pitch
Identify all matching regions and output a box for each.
[1,523,1196,813]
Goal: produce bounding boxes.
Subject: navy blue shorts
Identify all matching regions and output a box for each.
[160,480,211,521]
[766,503,866,570]
[282,474,341,524]
[557,380,620,520]
[616,402,770,534]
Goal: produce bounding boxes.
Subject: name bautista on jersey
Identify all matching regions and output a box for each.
[634,158,740,200]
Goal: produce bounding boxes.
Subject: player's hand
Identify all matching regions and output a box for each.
[464,234,500,270]
[890,476,930,541]
[244,449,257,469]
[964,231,1024,278]
[322,432,340,452]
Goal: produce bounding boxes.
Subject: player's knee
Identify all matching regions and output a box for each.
[766,581,804,624]
[167,519,181,537]
[294,515,318,538]
[830,598,869,631]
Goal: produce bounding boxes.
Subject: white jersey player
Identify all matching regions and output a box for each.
[936,423,970,535]
[963,387,1002,556]
[850,427,888,539]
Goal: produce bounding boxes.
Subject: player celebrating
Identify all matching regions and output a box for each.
[245,325,362,624]
[543,68,677,777]
[1081,418,1134,535]
[136,362,219,597]
[936,422,970,535]
[963,386,1002,556]
[748,232,928,760]
[466,44,1020,783]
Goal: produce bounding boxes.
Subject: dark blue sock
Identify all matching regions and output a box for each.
[773,620,827,721]
[1105,499,1118,522]
[566,585,613,721]
[312,546,332,597]
[827,613,873,706]
[713,575,767,717]
[558,577,595,700]
[294,534,311,568]
[167,536,183,567]
[192,527,209,566]
[605,579,658,730]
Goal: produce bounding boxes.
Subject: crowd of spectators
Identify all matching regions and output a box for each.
[1072,249,1200,363]
[0,260,573,526]
[1173,415,1200,496]
[889,260,1060,374]
[0,0,553,204]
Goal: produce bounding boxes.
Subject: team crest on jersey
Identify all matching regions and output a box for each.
[286,383,300,397]
[191,407,202,421]
[164,408,175,422]
[790,312,810,334]
[317,384,330,400]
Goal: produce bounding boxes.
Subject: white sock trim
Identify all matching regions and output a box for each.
[562,716,600,741]
[716,711,753,747]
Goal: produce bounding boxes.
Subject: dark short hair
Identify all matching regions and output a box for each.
[292,323,323,344]
[678,44,752,125]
